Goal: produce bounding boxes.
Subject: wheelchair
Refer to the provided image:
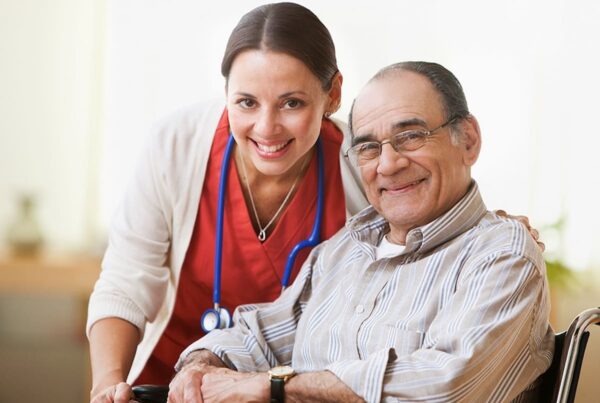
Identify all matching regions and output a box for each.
[132,307,600,403]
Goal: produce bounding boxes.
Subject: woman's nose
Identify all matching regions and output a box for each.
[255,108,281,136]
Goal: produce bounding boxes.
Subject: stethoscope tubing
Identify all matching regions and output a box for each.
[281,139,324,288]
[213,134,236,309]
[207,133,324,330]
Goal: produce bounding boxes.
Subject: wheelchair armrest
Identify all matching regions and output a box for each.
[132,384,169,403]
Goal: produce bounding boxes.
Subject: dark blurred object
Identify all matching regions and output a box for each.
[6,193,44,256]
[132,385,169,403]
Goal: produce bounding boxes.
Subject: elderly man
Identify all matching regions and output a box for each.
[168,62,554,403]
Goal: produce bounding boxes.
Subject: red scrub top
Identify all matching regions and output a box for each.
[135,110,347,384]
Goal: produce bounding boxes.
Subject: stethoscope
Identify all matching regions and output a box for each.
[200,134,325,333]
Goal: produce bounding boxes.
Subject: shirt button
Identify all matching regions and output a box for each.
[355,305,365,314]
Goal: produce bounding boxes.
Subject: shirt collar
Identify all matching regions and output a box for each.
[347,181,487,256]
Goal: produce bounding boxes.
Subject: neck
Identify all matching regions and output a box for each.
[386,229,407,245]
[235,146,314,240]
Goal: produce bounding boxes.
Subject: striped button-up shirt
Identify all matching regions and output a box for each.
[178,182,554,402]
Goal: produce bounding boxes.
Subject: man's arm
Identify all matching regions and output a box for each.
[196,369,364,403]
[287,371,364,403]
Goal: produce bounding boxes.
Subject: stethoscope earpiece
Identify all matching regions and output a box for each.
[200,134,324,333]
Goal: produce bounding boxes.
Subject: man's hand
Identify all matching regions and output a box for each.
[495,210,545,251]
[168,350,228,402]
[90,382,134,403]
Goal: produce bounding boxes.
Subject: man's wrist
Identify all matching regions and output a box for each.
[268,366,296,403]
[182,349,226,368]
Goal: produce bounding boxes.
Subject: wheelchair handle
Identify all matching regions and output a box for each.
[132,384,169,403]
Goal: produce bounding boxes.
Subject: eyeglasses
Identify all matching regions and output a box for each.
[345,116,460,167]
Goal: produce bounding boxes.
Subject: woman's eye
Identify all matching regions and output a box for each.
[238,99,256,108]
[283,99,303,109]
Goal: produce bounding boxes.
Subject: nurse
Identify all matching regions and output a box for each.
[88,3,368,402]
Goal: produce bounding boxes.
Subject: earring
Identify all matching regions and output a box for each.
[324,111,332,118]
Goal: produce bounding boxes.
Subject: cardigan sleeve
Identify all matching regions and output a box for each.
[86,100,224,339]
[86,123,174,337]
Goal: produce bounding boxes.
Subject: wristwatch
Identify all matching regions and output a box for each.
[268,365,296,403]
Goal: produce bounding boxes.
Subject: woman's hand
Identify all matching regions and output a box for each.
[90,382,135,403]
[495,210,545,252]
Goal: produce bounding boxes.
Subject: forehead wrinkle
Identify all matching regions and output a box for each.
[353,103,428,138]
[352,101,402,136]
[392,118,428,131]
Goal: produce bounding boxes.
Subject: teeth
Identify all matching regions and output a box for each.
[256,141,288,153]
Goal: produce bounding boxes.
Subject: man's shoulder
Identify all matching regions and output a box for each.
[465,211,545,269]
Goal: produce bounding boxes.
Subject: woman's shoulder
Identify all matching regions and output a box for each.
[147,98,225,158]
[152,98,225,141]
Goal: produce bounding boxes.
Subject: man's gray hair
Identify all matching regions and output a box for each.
[349,61,471,144]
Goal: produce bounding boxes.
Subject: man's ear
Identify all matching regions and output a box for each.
[460,115,481,166]
[327,72,343,113]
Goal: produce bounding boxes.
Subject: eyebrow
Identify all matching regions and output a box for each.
[232,91,308,99]
[352,117,429,146]
[392,117,428,131]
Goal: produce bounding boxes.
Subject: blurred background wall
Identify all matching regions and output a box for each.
[0,0,598,402]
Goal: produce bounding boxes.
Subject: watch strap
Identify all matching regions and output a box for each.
[270,377,285,403]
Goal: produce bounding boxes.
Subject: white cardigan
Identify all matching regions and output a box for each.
[86,99,368,382]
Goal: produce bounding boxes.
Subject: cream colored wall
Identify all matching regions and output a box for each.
[0,0,104,251]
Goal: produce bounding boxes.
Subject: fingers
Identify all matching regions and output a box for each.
[520,216,531,228]
[114,382,134,403]
[495,209,507,218]
[530,228,539,241]
[495,210,545,251]
[91,382,133,403]
[169,368,204,403]
[495,210,531,227]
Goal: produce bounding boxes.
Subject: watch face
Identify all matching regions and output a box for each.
[270,365,295,378]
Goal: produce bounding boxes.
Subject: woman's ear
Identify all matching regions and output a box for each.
[461,115,481,166]
[327,72,343,113]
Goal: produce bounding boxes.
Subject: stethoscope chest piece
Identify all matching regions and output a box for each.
[200,306,232,333]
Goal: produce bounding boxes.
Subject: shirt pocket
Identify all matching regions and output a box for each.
[383,326,425,357]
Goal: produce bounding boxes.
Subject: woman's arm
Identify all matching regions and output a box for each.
[89,318,140,403]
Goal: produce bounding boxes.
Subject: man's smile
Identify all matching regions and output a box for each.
[379,178,427,196]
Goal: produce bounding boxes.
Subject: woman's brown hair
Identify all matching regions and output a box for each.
[221,2,338,90]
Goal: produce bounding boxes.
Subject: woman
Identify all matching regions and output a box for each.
[88,3,367,402]
[88,3,540,402]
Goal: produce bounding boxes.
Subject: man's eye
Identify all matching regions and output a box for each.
[402,131,426,140]
[357,142,380,156]
[393,131,428,150]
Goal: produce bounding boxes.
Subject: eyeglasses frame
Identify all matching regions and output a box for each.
[344,115,462,167]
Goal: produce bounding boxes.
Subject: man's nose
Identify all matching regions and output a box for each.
[376,142,409,175]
